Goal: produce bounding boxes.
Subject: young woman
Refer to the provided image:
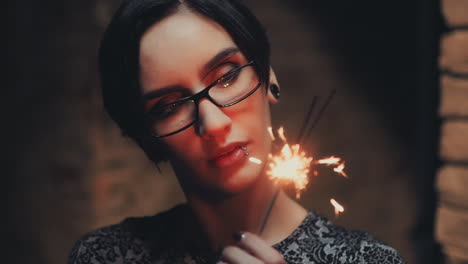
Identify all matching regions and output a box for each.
[69,0,405,263]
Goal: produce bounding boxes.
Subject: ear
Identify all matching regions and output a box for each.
[267,67,280,104]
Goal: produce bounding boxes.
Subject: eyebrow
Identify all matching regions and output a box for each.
[201,47,240,77]
[141,85,188,102]
[141,47,240,101]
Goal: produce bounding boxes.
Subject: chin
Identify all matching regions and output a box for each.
[210,159,266,195]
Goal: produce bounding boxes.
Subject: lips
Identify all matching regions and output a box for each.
[208,142,248,168]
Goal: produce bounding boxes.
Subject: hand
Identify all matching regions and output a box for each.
[217,232,286,264]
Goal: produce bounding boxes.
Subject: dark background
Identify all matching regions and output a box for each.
[6,0,443,263]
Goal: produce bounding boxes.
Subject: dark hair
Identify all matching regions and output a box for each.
[99,0,271,163]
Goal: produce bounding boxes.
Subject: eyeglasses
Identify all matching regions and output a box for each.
[144,61,262,138]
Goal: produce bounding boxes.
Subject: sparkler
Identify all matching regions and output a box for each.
[267,142,313,199]
[266,127,347,197]
[250,89,347,234]
[251,126,348,234]
[296,89,336,145]
[296,96,318,144]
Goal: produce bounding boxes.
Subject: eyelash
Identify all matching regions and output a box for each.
[148,94,183,114]
[207,62,239,84]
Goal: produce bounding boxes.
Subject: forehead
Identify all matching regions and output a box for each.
[139,9,238,92]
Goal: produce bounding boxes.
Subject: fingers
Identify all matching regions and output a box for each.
[219,245,263,264]
[218,232,286,264]
[236,232,285,264]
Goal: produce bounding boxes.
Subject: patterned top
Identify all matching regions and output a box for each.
[69,204,405,264]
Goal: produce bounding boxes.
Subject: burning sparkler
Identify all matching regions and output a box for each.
[265,127,347,198]
[251,89,346,233]
[249,126,348,233]
[267,143,313,199]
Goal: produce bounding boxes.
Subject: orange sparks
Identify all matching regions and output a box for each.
[267,128,313,199]
[330,199,344,216]
[333,162,348,178]
[267,126,348,216]
[248,157,262,165]
[316,156,341,166]
[278,126,287,143]
[267,126,276,141]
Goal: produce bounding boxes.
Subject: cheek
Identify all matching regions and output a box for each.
[239,90,271,130]
[162,130,202,162]
[233,91,272,150]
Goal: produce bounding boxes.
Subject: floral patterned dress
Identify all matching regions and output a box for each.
[69,205,405,264]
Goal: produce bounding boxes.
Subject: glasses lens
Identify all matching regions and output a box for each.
[151,100,196,137]
[209,64,258,106]
[147,62,259,138]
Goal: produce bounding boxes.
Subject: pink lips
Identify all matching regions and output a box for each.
[209,143,247,168]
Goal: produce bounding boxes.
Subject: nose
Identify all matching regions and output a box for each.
[197,99,231,140]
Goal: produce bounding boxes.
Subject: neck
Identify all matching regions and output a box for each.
[183,175,307,251]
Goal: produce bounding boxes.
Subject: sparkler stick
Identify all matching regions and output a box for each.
[255,89,342,236]
[245,156,276,234]
[302,89,337,143]
[296,96,318,144]
[258,188,280,234]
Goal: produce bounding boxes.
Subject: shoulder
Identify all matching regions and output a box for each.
[68,204,186,264]
[68,222,149,264]
[276,211,406,264]
[324,221,405,264]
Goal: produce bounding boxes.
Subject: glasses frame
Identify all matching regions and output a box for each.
[146,61,262,138]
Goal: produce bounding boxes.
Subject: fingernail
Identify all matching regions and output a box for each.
[233,231,245,242]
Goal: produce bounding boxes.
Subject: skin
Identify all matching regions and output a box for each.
[139,7,307,263]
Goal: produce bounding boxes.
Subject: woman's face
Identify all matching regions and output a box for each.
[139,9,273,196]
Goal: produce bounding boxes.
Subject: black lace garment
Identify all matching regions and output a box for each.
[69,205,405,264]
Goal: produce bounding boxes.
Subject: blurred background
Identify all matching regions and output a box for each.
[6,0,468,263]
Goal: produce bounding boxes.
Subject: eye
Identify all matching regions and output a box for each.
[159,103,179,118]
[216,69,240,88]
[147,92,184,115]
[151,101,185,120]
[205,62,239,86]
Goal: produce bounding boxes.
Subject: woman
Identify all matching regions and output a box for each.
[69,0,405,263]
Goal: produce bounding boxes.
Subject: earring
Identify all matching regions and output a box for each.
[270,84,280,100]
[241,146,249,156]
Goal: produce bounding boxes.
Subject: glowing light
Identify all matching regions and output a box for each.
[315,156,347,178]
[317,156,341,166]
[330,198,344,216]
[266,126,348,215]
[333,162,348,178]
[278,126,287,143]
[267,127,313,199]
[267,126,276,141]
[248,157,262,165]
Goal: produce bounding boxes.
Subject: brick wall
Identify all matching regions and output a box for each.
[436,0,468,263]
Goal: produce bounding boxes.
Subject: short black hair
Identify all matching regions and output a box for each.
[99,0,271,163]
